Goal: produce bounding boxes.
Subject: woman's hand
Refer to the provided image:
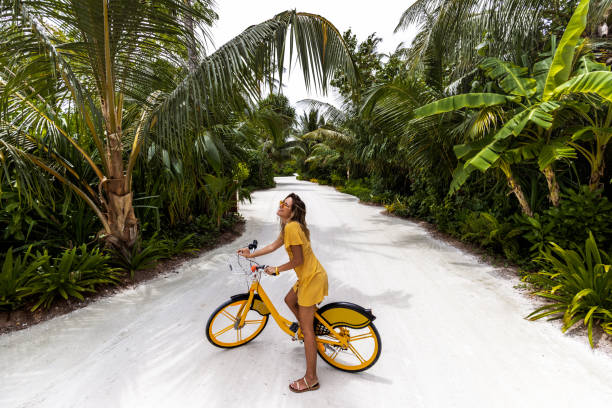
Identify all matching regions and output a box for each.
[237,247,251,258]
[264,266,277,275]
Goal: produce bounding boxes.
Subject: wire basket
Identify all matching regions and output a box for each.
[227,253,261,289]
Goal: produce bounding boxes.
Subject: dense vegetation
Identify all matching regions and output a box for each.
[0,1,355,315]
[294,0,612,346]
[0,0,610,348]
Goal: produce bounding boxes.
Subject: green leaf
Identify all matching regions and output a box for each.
[534,57,552,95]
[575,56,610,76]
[480,58,537,98]
[413,94,519,118]
[542,0,591,100]
[571,126,612,145]
[552,71,612,104]
[537,142,577,170]
[584,306,598,325]
[449,162,476,194]
[463,109,531,171]
[570,288,594,308]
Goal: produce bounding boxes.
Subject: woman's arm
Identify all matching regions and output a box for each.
[237,235,283,258]
[264,245,303,275]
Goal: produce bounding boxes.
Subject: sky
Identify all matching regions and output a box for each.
[206,0,419,112]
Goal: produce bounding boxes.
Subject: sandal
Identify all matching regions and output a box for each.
[289,377,320,393]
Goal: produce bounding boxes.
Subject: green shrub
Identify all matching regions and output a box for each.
[525,232,612,348]
[109,236,166,278]
[384,196,410,217]
[515,187,612,256]
[244,150,275,189]
[339,179,373,202]
[274,161,298,176]
[370,191,396,205]
[0,247,48,311]
[330,173,345,187]
[458,212,522,260]
[21,245,120,311]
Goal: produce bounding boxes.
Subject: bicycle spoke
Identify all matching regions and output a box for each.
[221,309,236,321]
[244,319,264,325]
[214,324,234,337]
[347,344,366,364]
[330,347,340,360]
[350,333,374,342]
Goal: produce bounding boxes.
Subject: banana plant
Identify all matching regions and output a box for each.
[567,101,612,192]
[0,1,357,255]
[413,0,612,211]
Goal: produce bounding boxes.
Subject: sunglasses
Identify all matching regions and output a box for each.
[279,200,290,209]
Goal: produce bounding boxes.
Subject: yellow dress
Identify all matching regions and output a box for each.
[283,221,328,306]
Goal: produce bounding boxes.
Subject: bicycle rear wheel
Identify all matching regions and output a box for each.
[206,296,268,348]
[315,319,382,372]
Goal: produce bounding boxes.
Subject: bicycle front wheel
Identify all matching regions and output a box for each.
[206,296,268,348]
[316,321,382,372]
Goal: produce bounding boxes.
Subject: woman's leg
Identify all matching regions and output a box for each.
[284,288,299,320]
[296,304,318,387]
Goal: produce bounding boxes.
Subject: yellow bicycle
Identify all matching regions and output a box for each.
[205,241,382,372]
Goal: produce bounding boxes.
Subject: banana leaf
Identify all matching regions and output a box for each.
[464,109,531,171]
[533,57,552,96]
[537,142,577,170]
[542,0,591,100]
[412,93,519,118]
[480,58,537,98]
[552,71,612,103]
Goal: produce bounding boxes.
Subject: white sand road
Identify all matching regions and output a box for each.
[1,176,611,408]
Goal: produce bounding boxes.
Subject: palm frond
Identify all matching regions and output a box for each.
[147,10,357,154]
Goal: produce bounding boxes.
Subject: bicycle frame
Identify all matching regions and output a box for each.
[234,277,350,349]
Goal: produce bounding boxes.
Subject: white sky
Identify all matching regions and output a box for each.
[207,1,419,112]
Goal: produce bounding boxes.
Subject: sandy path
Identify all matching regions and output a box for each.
[1,176,611,408]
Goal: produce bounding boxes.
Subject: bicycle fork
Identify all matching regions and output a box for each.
[233,290,255,329]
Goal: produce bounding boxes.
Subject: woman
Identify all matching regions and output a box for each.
[237,193,328,393]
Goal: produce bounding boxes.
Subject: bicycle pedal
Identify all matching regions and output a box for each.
[289,322,299,333]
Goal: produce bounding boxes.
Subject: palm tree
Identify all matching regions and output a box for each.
[396,0,612,85]
[409,0,612,212]
[0,1,357,254]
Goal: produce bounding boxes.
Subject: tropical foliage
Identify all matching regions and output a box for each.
[291,0,612,346]
[526,233,612,348]
[0,0,356,255]
[1,0,611,348]
[0,1,356,314]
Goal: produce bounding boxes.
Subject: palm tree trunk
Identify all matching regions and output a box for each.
[500,162,533,217]
[103,131,139,254]
[542,165,561,206]
[182,0,199,72]
[101,1,138,255]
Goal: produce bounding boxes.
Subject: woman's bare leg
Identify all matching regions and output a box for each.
[294,304,318,388]
[284,288,299,320]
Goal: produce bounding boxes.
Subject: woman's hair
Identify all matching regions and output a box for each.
[281,193,310,241]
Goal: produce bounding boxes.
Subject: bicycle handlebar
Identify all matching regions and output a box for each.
[234,239,279,278]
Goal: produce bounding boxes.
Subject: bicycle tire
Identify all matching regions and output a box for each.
[315,312,382,372]
[206,296,269,348]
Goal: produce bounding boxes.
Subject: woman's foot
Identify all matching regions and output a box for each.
[289,376,319,393]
